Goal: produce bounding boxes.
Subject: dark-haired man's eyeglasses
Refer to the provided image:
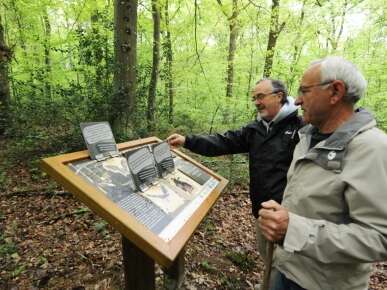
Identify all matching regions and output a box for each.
[251,91,279,102]
[297,81,333,96]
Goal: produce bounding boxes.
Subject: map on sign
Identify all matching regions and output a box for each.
[67,144,218,241]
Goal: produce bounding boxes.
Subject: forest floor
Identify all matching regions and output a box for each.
[1,138,387,290]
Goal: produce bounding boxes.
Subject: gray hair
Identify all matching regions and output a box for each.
[310,56,367,104]
[256,78,288,104]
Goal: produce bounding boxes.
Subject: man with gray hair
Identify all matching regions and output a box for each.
[258,56,387,290]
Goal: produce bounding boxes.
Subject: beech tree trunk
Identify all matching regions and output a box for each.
[112,0,138,133]
[164,0,174,124]
[0,16,11,136]
[43,10,52,99]
[263,0,284,78]
[225,0,238,98]
[147,0,160,132]
[10,0,27,56]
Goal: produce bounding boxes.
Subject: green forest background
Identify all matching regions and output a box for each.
[0,0,386,186]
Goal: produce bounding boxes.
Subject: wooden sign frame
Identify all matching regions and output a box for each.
[41,137,228,268]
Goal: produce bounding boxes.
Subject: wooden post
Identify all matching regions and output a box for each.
[122,235,155,290]
[164,247,185,290]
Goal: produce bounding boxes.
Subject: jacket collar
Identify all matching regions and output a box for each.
[257,96,299,124]
[248,110,299,131]
[299,108,375,172]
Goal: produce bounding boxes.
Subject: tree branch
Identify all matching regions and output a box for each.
[216,0,229,18]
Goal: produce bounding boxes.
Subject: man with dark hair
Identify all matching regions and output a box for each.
[269,79,288,104]
[167,78,303,272]
[259,57,387,290]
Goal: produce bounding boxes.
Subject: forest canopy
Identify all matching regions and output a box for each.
[0,0,386,158]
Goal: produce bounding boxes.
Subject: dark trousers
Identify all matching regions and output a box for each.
[270,271,307,290]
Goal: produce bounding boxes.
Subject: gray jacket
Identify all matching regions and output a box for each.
[274,109,387,290]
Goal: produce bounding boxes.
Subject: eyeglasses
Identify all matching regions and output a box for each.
[251,91,279,102]
[297,81,333,96]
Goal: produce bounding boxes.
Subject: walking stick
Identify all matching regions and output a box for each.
[261,241,274,290]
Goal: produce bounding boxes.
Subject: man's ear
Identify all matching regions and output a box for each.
[330,80,346,104]
[276,91,284,102]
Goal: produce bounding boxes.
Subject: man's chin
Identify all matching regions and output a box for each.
[301,114,311,124]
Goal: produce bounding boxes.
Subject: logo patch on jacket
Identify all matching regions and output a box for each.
[327,151,336,160]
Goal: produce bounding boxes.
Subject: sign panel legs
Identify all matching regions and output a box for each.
[122,236,155,290]
[164,247,185,289]
[121,235,185,290]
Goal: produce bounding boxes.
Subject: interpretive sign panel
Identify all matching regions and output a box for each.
[41,137,228,267]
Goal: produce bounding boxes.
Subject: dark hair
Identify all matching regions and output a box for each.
[256,78,288,104]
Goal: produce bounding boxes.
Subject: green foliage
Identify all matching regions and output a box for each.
[74,207,90,217]
[202,217,216,236]
[37,255,48,268]
[0,0,386,180]
[0,235,17,256]
[220,272,244,289]
[94,220,107,232]
[196,154,249,186]
[200,260,217,273]
[94,220,109,238]
[11,264,26,278]
[225,250,256,271]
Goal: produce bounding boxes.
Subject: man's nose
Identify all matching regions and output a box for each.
[295,96,303,106]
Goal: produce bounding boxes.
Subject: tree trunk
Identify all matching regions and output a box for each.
[43,10,52,99]
[147,0,160,132]
[329,0,348,52]
[287,0,306,91]
[10,0,27,56]
[164,0,174,124]
[245,44,254,107]
[112,0,138,134]
[90,11,108,96]
[0,16,11,136]
[263,0,283,78]
[225,0,238,98]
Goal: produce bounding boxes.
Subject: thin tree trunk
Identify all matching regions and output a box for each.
[43,10,52,99]
[246,43,254,107]
[287,0,306,91]
[0,16,11,136]
[164,0,174,124]
[10,0,27,56]
[225,0,238,98]
[329,0,348,51]
[91,11,105,93]
[147,0,160,132]
[112,0,138,134]
[263,0,284,78]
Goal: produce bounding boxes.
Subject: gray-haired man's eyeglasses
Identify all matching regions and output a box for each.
[297,81,333,96]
